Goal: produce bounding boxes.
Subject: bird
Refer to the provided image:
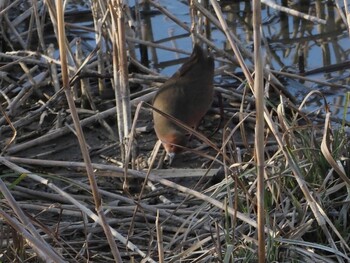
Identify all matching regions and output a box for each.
[152,43,214,163]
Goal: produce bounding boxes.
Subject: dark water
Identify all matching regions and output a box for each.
[138,0,350,121]
[12,0,349,121]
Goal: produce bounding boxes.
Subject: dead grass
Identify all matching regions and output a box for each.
[0,0,350,262]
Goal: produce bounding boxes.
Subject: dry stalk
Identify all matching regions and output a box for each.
[109,3,125,162]
[0,209,65,262]
[32,0,45,51]
[264,106,350,257]
[156,210,164,263]
[262,0,326,24]
[91,0,107,95]
[55,0,122,261]
[209,0,255,155]
[6,105,116,154]
[270,69,350,90]
[0,157,157,262]
[3,15,26,48]
[0,179,50,250]
[1,1,349,261]
[209,0,254,89]
[117,11,132,159]
[252,1,266,262]
[321,113,350,186]
[343,0,350,36]
[0,102,16,152]
[3,154,269,233]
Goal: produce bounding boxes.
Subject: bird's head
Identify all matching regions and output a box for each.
[160,131,187,164]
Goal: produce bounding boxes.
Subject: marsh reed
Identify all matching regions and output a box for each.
[0,0,349,262]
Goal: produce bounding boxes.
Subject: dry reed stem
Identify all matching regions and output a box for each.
[210,0,254,88]
[55,0,121,261]
[0,209,65,262]
[0,179,56,256]
[252,0,266,262]
[271,69,350,90]
[2,155,270,233]
[0,157,156,262]
[156,210,164,263]
[1,0,349,261]
[321,113,350,186]
[343,0,350,35]
[265,108,350,255]
[112,0,132,160]
[334,1,348,32]
[262,0,326,24]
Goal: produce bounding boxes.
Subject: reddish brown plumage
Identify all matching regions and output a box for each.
[152,44,214,159]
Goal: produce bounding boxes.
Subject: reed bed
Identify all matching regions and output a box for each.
[0,0,349,262]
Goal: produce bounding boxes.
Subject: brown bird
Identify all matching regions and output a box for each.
[152,44,214,162]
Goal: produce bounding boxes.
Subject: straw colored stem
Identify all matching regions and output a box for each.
[253,1,266,262]
[0,209,65,262]
[0,157,157,262]
[116,0,132,145]
[55,0,122,261]
[262,0,326,24]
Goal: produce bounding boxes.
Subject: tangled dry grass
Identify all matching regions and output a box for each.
[0,0,350,262]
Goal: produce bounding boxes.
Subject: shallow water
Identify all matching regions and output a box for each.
[133,0,350,121]
[8,0,348,121]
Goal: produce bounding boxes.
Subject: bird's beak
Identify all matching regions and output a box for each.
[164,152,175,166]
